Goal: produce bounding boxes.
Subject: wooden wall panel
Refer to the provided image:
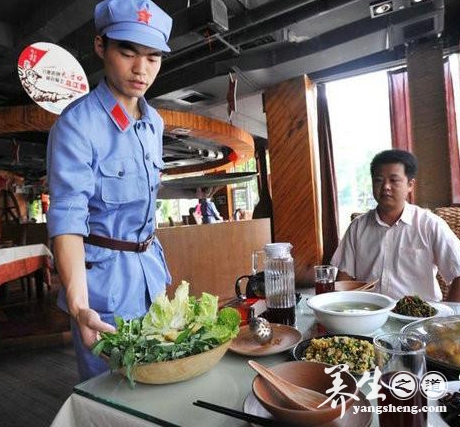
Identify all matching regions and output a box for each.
[0,104,57,133]
[407,40,451,208]
[0,104,254,174]
[157,218,271,301]
[264,76,321,285]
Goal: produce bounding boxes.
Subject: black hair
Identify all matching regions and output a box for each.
[370,149,418,180]
[101,34,109,48]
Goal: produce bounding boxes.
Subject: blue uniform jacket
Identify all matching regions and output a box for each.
[47,79,171,322]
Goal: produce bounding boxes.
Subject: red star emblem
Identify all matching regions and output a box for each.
[137,8,152,25]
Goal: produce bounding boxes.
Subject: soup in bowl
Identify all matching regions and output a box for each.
[307,291,396,335]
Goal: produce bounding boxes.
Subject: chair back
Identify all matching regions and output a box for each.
[433,206,460,300]
[350,212,364,221]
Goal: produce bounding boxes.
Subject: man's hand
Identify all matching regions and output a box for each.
[75,308,116,348]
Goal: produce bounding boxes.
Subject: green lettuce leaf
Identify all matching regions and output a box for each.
[195,292,218,326]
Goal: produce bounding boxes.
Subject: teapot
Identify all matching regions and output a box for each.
[235,271,265,299]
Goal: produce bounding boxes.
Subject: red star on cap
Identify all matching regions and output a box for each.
[137,8,152,25]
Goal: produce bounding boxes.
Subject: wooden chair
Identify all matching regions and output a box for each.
[433,206,460,300]
[350,212,364,221]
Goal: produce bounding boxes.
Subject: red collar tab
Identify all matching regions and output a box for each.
[111,103,130,131]
[137,9,152,25]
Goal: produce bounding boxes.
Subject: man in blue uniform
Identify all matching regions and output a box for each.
[46,0,173,380]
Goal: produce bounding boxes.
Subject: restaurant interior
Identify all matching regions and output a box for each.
[1,0,460,426]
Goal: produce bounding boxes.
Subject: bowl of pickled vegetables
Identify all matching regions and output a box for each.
[402,315,460,380]
[388,295,454,323]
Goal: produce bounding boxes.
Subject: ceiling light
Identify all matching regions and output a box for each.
[410,0,430,3]
[370,1,394,18]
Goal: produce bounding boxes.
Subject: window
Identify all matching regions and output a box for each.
[449,54,460,146]
[231,157,258,211]
[326,71,392,236]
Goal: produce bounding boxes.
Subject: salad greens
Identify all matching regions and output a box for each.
[92,281,240,387]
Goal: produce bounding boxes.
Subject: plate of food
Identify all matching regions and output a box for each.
[428,380,460,427]
[388,295,454,323]
[402,315,460,380]
[229,323,302,356]
[292,334,375,376]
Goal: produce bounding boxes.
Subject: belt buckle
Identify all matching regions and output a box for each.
[138,234,154,252]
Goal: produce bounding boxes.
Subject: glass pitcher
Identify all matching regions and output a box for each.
[263,242,296,326]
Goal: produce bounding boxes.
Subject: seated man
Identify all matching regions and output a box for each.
[331,149,460,302]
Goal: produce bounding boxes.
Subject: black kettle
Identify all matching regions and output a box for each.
[235,271,265,299]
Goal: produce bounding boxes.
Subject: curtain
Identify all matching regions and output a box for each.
[388,68,415,203]
[316,84,339,264]
[445,60,460,205]
[388,68,413,152]
[388,63,460,205]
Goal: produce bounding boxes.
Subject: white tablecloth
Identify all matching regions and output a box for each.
[0,243,52,265]
[51,394,154,427]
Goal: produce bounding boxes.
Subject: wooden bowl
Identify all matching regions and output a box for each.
[121,340,231,384]
[334,280,375,292]
[252,361,357,426]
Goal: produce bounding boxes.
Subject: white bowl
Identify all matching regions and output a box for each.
[306,291,396,334]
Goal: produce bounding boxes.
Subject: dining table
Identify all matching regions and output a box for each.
[0,243,53,299]
[49,293,460,427]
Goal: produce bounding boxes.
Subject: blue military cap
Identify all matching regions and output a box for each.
[94,0,172,52]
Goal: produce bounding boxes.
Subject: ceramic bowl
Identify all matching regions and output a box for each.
[120,340,231,384]
[306,291,395,335]
[252,360,357,426]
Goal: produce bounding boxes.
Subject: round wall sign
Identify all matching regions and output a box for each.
[18,42,89,115]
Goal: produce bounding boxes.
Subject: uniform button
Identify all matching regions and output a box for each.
[145,153,151,160]
[150,185,154,192]
[148,218,153,223]
[118,170,125,177]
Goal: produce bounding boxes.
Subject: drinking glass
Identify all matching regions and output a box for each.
[314,265,337,294]
[373,333,427,427]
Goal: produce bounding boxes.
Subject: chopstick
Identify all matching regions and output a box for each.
[359,279,378,291]
[193,400,299,427]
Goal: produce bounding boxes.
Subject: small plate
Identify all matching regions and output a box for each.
[428,380,460,427]
[229,323,302,356]
[388,302,454,324]
[243,390,372,427]
[292,335,375,376]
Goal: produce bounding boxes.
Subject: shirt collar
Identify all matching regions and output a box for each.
[94,79,155,132]
[374,201,413,227]
[399,202,414,225]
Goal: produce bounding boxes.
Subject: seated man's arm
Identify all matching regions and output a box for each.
[446,277,460,302]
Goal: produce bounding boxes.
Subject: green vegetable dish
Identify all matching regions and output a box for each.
[92,281,241,387]
[393,295,436,317]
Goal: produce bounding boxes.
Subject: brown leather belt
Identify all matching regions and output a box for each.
[83,233,155,252]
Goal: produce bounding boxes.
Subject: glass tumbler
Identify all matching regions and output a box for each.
[314,265,337,294]
[373,333,427,427]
